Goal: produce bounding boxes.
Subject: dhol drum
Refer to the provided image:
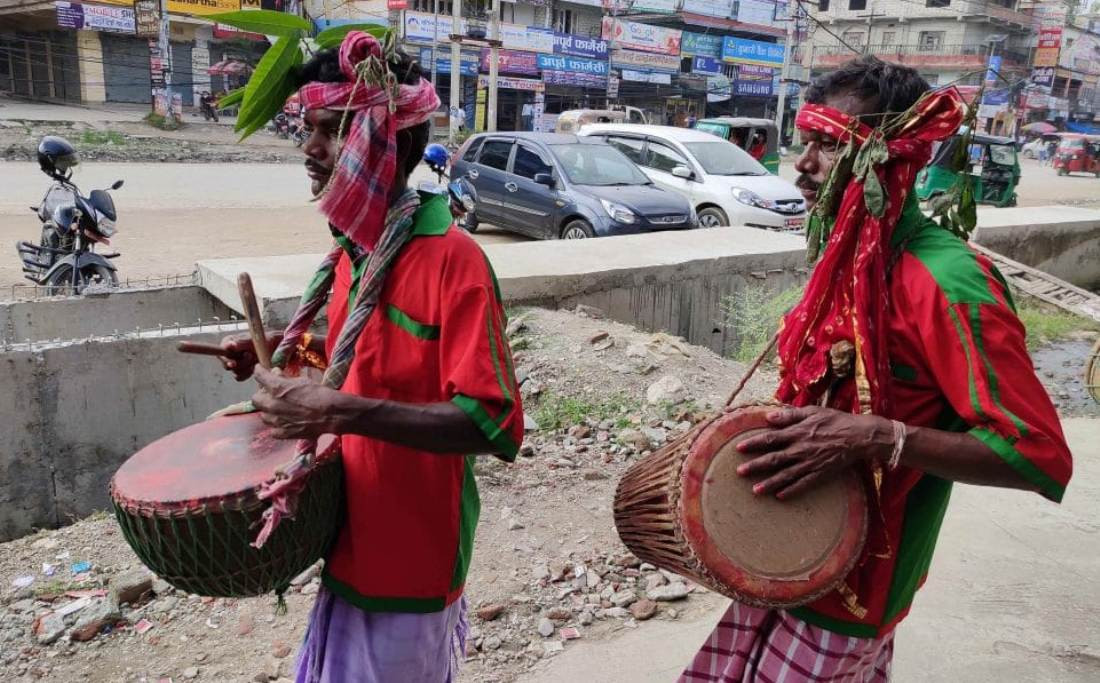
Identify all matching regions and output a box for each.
[614,405,867,608]
[111,412,342,598]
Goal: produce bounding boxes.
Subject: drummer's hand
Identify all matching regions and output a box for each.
[252,366,342,439]
[735,406,893,500]
[219,331,283,382]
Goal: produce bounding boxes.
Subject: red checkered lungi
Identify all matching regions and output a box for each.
[679,602,894,682]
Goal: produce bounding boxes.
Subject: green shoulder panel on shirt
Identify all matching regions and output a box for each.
[902,221,1000,306]
[412,193,454,237]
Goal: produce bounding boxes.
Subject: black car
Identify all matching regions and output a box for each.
[450,132,697,239]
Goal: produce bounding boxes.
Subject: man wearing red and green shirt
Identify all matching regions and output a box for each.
[220,40,521,682]
[681,56,1073,682]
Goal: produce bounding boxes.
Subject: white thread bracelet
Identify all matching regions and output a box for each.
[888,420,907,470]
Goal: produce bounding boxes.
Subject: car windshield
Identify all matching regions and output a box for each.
[683,141,767,176]
[552,143,651,186]
[1059,138,1084,150]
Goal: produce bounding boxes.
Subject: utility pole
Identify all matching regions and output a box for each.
[855,6,883,53]
[157,0,173,121]
[774,3,795,140]
[449,0,461,145]
[606,0,617,108]
[430,0,439,89]
[487,0,500,132]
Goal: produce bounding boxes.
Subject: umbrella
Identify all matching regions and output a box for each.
[1023,121,1057,134]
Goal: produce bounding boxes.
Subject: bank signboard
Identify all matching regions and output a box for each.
[721,36,784,67]
[681,31,723,58]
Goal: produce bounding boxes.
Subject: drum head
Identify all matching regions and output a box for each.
[112,413,338,512]
[680,407,866,607]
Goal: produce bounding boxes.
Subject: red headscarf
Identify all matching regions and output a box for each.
[298,31,440,249]
[777,88,965,415]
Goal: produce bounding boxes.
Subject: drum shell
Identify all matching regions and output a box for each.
[111,414,344,598]
[614,406,867,608]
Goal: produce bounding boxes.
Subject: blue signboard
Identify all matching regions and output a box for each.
[721,37,784,67]
[553,32,609,59]
[734,79,774,96]
[692,56,721,75]
[418,47,479,77]
[681,31,723,58]
[985,55,1002,84]
[536,53,608,77]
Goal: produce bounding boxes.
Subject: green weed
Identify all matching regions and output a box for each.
[532,391,639,431]
[1017,298,1100,350]
[721,284,804,363]
[80,130,126,146]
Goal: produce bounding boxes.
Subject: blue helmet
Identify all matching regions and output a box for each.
[424,143,449,173]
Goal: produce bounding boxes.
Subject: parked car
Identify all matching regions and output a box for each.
[450,132,696,239]
[577,124,806,231]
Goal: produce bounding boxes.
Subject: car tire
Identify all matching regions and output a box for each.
[461,210,479,233]
[561,219,594,239]
[697,206,728,228]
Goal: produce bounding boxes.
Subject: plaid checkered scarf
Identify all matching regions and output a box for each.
[777,89,964,416]
[298,30,440,250]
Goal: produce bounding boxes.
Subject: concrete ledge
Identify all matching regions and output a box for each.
[973,205,1100,290]
[197,228,808,354]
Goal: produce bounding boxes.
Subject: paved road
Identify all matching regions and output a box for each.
[527,417,1100,683]
[1,156,1097,289]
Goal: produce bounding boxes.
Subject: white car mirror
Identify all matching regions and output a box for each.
[671,165,693,180]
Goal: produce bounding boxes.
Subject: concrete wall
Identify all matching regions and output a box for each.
[0,286,236,345]
[75,30,106,104]
[0,324,251,542]
[973,206,1100,290]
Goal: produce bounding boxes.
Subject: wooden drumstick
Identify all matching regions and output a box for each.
[177,341,228,357]
[237,273,272,370]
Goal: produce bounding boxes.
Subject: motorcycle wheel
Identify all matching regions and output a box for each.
[45,264,118,296]
[461,210,479,234]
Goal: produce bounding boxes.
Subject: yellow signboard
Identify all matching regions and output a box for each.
[475,88,487,133]
[167,0,240,16]
[90,0,142,7]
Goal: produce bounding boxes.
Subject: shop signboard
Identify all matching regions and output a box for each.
[537,53,608,77]
[736,0,780,27]
[133,0,159,37]
[387,0,407,8]
[419,48,480,76]
[601,18,681,56]
[553,32,608,59]
[1031,66,1055,89]
[707,74,731,102]
[480,49,539,76]
[542,70,605,88]
[632,0,677,13]
[149,39,165,89]
[721,36,784,67]
[681,31,723,58]
[405,13,458,42]
[611,48,679,72]
[1034,25,1063,68]
[622,69,671,85]
[167,0,240,16]
[734,78,773,96]
[478,74,544,91]
[692,55,721,75]
[500,23,554,53]
[56,2,136,33]
[682,0,734,19]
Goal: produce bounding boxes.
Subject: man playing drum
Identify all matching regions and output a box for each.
[218,33,523,682]
[680,56,1073,681]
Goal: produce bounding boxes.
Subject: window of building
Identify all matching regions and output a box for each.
[819,0,830,10]
[412,0,453,13]
[499,3,514,23]
[512,145,553,179]
[849,0,866,10]
[478,140,513,171]
[842,30,866,48]
[926,0,950,7]
[553,9,574,34]
[881,31,895,47]
[918,31,945,51]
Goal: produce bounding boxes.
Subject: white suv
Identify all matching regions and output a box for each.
[578,124,806,231]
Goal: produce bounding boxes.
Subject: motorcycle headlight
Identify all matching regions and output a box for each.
[600,199,636,224]
[95,210,116,237]
[731,187,776,210]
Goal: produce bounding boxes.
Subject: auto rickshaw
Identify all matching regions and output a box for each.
[1052,133,1100,177]
[693,117,779,173]
[555,107,647,134]
[915,128,1020,208]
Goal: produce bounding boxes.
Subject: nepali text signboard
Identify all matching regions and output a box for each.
[536,53,608,77]
[721,36,784,67]
[682,0,734,19]
[418,47,479,76]
[480,49,539,76]
[542,70,605,88]
[692,55,721,75]
[632,0,678,13]
[601,18,681,56]
[622,69,671,85]
[611,48,680,72]
[681,31,723,58]
[553,32,608,59]
[56,2,136,33]
[405,13,553,53]
[736,0,780,27]
[133,0,159,37]
[167,0,240,16]
[1034,26,1063,68]
[501,23,554,53]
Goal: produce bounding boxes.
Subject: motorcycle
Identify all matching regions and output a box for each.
[420,143,478,231]
[16,136,123,294]
[272,113,307,146]
[199,91,219,123]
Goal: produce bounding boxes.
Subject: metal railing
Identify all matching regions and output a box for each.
[815,43,1029,66]
[1,272,200,303]
[1,316,248,353]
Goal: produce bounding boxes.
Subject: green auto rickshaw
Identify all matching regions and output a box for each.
[915,129,1020,208]
[693,117,779,174]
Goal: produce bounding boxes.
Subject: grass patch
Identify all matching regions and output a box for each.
[722,284,804,363]
[1017,298,1100,350]
[143,112,181,131]
[80,130,126,146]
[532,391,639,431]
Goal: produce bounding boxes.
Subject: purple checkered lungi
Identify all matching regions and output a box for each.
[679,602,894,682]
[295,586,468,683]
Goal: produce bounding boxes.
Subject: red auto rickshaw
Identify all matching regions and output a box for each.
[1053,133,1100,177]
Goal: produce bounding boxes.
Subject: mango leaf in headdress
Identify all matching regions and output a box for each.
[217,87,245,110]
[204,9,311,36]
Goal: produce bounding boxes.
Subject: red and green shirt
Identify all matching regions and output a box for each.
[790,194,1073,638]
[321,193,523,613]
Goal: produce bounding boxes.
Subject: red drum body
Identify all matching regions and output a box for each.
[614,405,867,608]
[111,413,342,597]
